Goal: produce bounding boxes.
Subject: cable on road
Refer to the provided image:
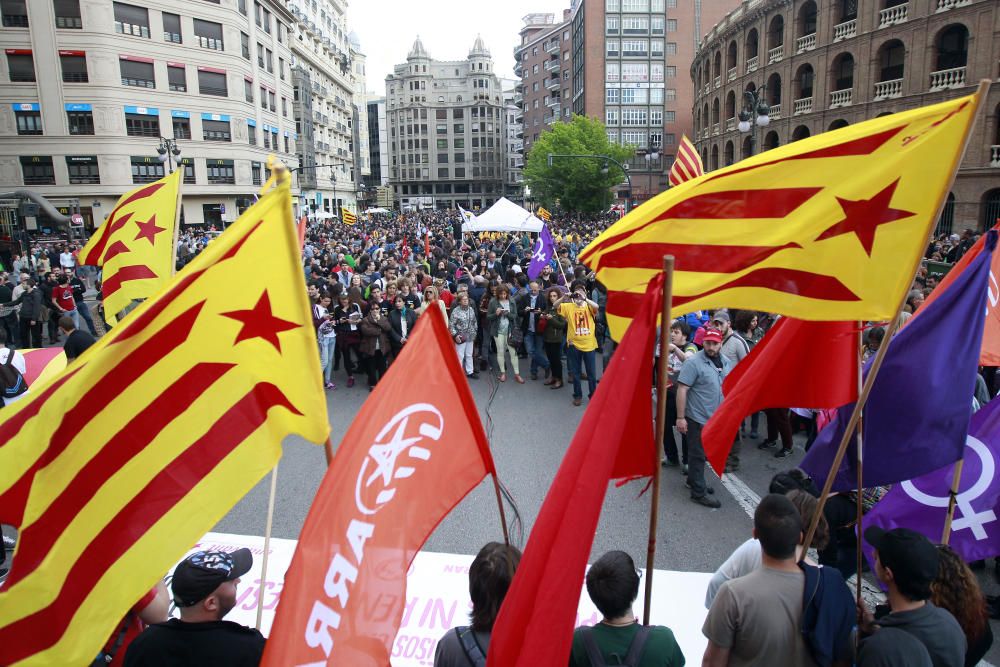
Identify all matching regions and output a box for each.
[483,364,524,548]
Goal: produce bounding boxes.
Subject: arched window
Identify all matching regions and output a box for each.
[936,24,969,70]
[724,140,735,166]
[794,63,814,99]
[712,98,720,125]
[763,131,780,151]
[727,41,738,74]
[984,189,1000,232]
[725,90,736,122]
[828,119,849,131]
[766,72,782,107]
[798,1,817,38]
[839,0,858,22]
[878,40,905,82]
[711,144,719,170]
[936,193,955,237]
[746,29,759,61]
[832,53,854,90]
[713,51,722,80]
[768,15,784,49]
[791,125,811,142]
[742,135,753,158]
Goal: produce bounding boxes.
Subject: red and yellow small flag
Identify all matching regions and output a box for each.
[537,207,552,222]
[79,169,182,326]
[668,134,704,187]
[341,207,357,225]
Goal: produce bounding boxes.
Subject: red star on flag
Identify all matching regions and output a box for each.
[221,291,301,353]
[133,215,166,245]
[815,179,916,256]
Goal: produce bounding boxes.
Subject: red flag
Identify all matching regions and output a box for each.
[296,215,307,253]
[486,276,660,667]
[401,235,410,261]
[424,231,431,258]
[701,318,859,476]
[261,306,495,666]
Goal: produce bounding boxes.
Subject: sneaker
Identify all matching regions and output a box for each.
[530,372,538,381]
[347,376,355,388]
[691,495,721,508]
[470,372,480,379]
[573,397,582,406]
[757,439,777,450]
[774,448,793,459]
[662,459,679,468]
[749,430,760,439]
[466,373,477,379]
[2,535,14,549]
[682,464,688,475]
[685,480,714,494]
[324,382,336,390]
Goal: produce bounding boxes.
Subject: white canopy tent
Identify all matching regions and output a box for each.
[461,197,544,234]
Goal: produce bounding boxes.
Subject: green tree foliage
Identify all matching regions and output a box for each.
[523,115,634,213]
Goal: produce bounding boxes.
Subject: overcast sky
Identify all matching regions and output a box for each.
[349,0,570,94]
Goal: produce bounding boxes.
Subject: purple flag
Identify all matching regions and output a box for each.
[801,230,996,492]
[527,225,555,280]
[864,395,1000,566]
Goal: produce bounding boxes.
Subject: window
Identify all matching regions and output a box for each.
[651,64,664,81]
[606,16,619,35]
[54,0,82,28]
[260,86,266,108]
[131,156,164,184]
[454,123,464,133]
[262,130,270,149]
[120,58,154,87]
[198,69,227,97]
[60,53,88,82]
[207,159,235,184]
[241,32,250,59]
[268,91,275,111]
[172,116,191,139]
[436,139,447,149]
[125,112,159,137]
[622,63,648,81]
[666,66,677,78]
[20,156,55,185]
[278,57,285,80]
[606,0,619,10]
[180,158,195,184]
[621,108,648,126]
[606,63,620,81]
[606,109,618,126]
[606,88,619,104]
[436,124,447,134]
[665,42,677,55]
[251,161,262,186]
[437,152,449,163]
[454,153,465,163]
[621,88,648,104]
[168,65,186,92]
[667,19,677,32]
[283,135,289,153]
[623,17,649,35]
[2,0,28,27]
[438,168,449,178]
[650,88,664,103]
[15,110,41,135]
[256,42,264,68]
[203,203,223,227]
[202,119,231,141]
[454,138,464,148]
[621,129,647,146]
[622,40,648,57]
[7,53,35,82]
[113,2,149,38]
[651,40,664,56]
[66,156,99,184]
[162,12,181,42]
[265,48,273,73]
[651,17,664,35]
[248,124,256,145]
[193,19,224,50]
[244,78,253,102]
[281,96,287,117]
[651,109,663,125]
[454,167,465,178]
[606,40,619,57]
[238,0,247,15]
[67,110,94,135]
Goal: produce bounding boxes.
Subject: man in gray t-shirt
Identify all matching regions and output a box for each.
[703,494,819,667]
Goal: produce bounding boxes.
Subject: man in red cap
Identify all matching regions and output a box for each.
[676,328,732,508]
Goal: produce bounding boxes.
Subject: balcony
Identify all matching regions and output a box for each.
[714,75,721,88]
[829,88,852,108]
[725,117,736,132]
[767,45,783,63]
[795,33,816,53]
[873,78,903,100]
[833,19,856,41]
[992,145,1000,167]
[545,41,560,54]
[879,3,908,26]
[545,77,560,90]
[542,112,555,123]
[769,104,781,120]
[544,58,560,72]
[712,122,720,135]
[745,56,759,73]
[548,103,561,117]
[727,67,737,82]
[703,83,711,95]
[929,66,967,91]
[937,0,971,10]
[793,97,813,114]
[514,62,523,76]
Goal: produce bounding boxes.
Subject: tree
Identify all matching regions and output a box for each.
[523,115,634,214]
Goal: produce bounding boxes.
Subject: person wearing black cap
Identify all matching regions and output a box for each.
[124,548,266,667]
[857,527,966,667]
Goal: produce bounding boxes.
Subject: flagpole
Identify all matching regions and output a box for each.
[324,436,335,465]
[941,459,965,544]
[854,323,864,607]
[801,79,990,556]
[255,460,279,630]
[490,472,512,548]
[643,255,674,626]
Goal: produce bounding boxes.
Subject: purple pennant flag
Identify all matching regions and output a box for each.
[527,224,555,281]
[864,395,1000,567]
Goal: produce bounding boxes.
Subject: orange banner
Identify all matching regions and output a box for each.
[262,306,495,666]
[982,241,1000,365]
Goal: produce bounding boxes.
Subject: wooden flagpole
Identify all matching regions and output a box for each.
[255,460,279,630]
[942,459,965,544]
[802,80,990,555]
[324,436,335,465]
[490,472,512,548]
[854,323,864,606]
[643,255,674,625]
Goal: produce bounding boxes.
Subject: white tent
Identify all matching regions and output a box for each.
[364,207,390,214]
[462,197,544,234]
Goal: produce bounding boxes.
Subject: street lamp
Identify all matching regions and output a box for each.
[156,137,182,173]
[548,153,632,213]
[736,85,771,157]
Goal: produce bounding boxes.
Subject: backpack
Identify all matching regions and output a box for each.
[453,626,486,667]
[0,349,27,403]
[578,624,653,667]
[799,562,855,667]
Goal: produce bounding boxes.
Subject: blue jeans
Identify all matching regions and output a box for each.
[76,301,98,336]
[318,336,336,383]
[567,345,597,399]
[524,331,549,374]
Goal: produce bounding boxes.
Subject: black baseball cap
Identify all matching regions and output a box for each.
[864,526,939,588]
[171,548,253,607]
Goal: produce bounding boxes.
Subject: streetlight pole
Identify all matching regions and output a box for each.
[547,153,632,213]
[736,85,771,157]
[288,161,349,219]
[156,137,181,173]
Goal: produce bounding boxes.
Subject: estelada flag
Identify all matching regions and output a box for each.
[262,305,496,667]
[79,169,181,326]
[701,318,858,476]
[668,134,703,187]
[487,276,660,667]
[581,93,980,340]
[0,176,329,666]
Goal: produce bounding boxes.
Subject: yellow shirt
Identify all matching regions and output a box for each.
[559,301,598,352]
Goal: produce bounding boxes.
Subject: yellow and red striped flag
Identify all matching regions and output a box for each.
[79,169,181,327]
[581,93,979,340]
[668,134,704,186]
[537,206,552,222]
[0,176,329,666]
[341,207,357,225]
